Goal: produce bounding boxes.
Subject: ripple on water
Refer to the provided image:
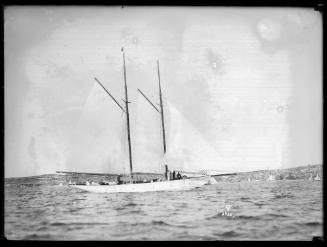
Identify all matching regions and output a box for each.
[240,197,251,201]
[264,213,290,219]
[23,233,54,240]
[235,215,262,221]
[151,220,170,226]
[274,194,295,199]
[221,230,241,238]
[36,226,49,231]
[304,222,322,227]
[124,202,137,207]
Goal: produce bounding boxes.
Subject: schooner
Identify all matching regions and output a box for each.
[68,48,212,193]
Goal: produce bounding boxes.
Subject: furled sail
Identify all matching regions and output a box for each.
[164,101,230,173]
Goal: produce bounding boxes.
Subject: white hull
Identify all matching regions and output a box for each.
[72,176,212,193]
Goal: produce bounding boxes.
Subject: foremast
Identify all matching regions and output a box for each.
[93,48,133,182]
[122,47,133,178]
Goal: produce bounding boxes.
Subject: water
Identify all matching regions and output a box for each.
[5,176,323,240]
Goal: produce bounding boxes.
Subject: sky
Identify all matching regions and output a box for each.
[4,6,322,177]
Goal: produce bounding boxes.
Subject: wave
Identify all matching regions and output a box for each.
[23,233,53,240]
[221,230,240,237]
[115,204,140,212]
[50,222,109,227]
[18,183,36,187]
[273,194,295,199]
[129,209,143,214]
[50,222,66,226]
[265,213,289,218]
[68,208,84,213]
[36,226,49,231]
[127,220,178,228]
[304,222,322,227]
[236,215,261,220]
[151,220,170,226]
[124,202,138,207]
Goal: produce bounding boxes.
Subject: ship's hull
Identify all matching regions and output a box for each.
[72,176,213,193]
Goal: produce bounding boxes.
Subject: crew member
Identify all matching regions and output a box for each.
[117,175,122,185]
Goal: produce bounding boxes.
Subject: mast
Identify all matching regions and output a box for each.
[157,60,166,154]
[137,60,167,155]
[122,47,133,176]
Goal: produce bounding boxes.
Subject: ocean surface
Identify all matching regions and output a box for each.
[5,175,323,240]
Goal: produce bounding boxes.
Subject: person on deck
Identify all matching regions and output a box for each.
[117,175,122,185]
[172,171,176,180]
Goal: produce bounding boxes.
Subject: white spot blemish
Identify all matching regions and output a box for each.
[277,105,284,113]
[257,18,281,41]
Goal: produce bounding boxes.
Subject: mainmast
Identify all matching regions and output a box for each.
[157,60,166,154]
[137,60,167,155]
[122,47,133,176]
[137,60,167,176]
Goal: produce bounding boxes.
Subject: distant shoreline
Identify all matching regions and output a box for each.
[5,164,322,180]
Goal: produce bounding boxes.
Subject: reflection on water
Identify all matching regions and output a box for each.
[5,176,322,240]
